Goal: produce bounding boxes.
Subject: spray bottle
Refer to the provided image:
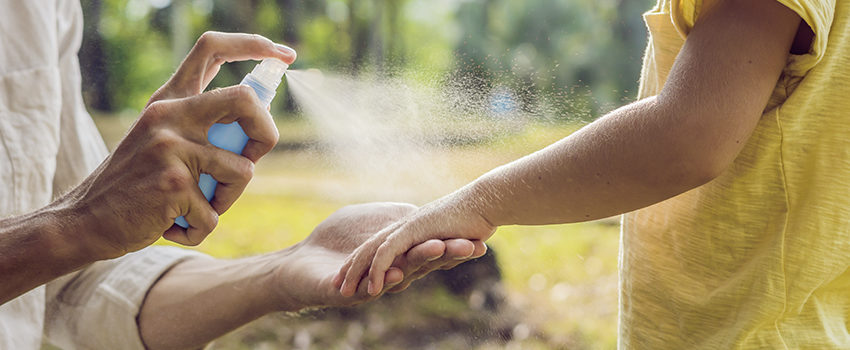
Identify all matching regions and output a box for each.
[175,58,288,228]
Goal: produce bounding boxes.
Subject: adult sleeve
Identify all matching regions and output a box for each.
[43,246,211,350]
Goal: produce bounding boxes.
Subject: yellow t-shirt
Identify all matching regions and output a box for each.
[621,0,848,348]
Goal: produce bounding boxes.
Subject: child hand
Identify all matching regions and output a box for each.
[332,196,497,297]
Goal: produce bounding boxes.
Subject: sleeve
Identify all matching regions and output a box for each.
[775,0,836,75]
[43,4,214,348]
[671,0,836,76]
[43,246,212,350]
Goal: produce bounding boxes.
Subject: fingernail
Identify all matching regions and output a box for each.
[275,43,296,56]
[426,255,441,262]
[453,254,473,261]
[367,281,375,295]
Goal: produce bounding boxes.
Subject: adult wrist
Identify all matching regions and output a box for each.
[263,245,330,313]
[45,200,113,264]
[50,193,123,261]
[259,247,306,313]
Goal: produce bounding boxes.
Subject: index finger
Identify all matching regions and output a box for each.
[170,32,297,97]
[166,86,279,161]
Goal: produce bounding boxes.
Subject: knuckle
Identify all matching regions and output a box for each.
[200,212,219,236]
[237,157,254,182]
[394,203,418,215]
[232,85,258,104]
[186,225,213,246]
[250,34,274,49]
[157,166,190,193]
[196,31,219,50]
[204,87,227,100]
[186,213,217,246]
[198,31,215,41]
[140,100,169,125]
[149,129,181,153]
[184,236,202,246]
[375,242,392,257]
[270,123,281,144]
[250,33,266,43]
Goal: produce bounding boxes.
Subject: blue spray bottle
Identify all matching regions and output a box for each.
[175,58,288,229]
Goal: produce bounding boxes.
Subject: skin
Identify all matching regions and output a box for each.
[334,0,808,296]
[138,202,486,350]
[0,31,484,348]
[0,32,293,305]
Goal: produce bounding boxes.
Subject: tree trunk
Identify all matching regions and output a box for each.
[79,0,111,111]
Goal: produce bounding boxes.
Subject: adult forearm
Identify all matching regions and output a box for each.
[139,202,482,349]
[0,204,97,305]
[467,96,718,226]
[137,253,282,350]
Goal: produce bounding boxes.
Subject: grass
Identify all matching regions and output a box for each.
[93,115,619,349]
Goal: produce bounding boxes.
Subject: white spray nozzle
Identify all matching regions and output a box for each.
[241,58,288,107]
[249,58,289,89]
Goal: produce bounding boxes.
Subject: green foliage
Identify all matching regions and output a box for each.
[81,0,653,119]
[90,0,176,111]
[298,17,353,70]
[453,0,651,120]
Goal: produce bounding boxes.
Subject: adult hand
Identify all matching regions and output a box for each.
[333,193,496,297]
[270,202,487,311]
[57,32,293,259]
[149,31,295,163]
[149,31,296,105]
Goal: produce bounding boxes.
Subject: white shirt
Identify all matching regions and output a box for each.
[0,1,203,348]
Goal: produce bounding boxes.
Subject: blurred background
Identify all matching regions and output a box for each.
[78,0,654,349]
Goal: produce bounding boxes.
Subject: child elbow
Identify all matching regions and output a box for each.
[677,153,732,190]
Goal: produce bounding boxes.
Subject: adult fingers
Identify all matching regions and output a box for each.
[437,240,488,271]
[471,240,488,258]
[402,239,446,269]
[159,86,279,162]
[168,32,296,98]
[187,143,255,214]
[162,184,219,246]
[385,239,474,294]
[242,137,279,164]
[385,267,404,288]
[443,238,476,260]
[384,239,446,289]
